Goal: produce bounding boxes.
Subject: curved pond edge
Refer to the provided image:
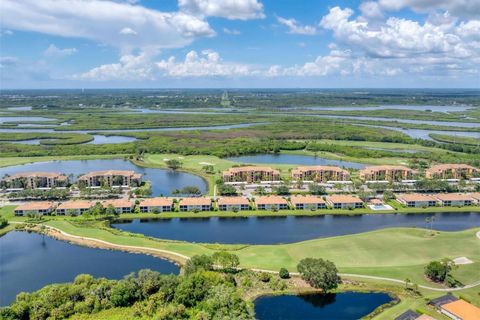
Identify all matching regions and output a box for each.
[252,290,399,320]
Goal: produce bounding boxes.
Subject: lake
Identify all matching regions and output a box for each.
[226,154,366,169]
[254,292,393,320]
[0,116,54,123]
[111,212,480,244]
[0,231,179,306]
[318,115,480,128]
[362,125,480,141]
[0,159,207,196]
[301,104,473,112]
[0,135,138,145]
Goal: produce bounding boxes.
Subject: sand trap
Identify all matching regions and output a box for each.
[453,257,473,265]
[199,162,214,165]
[163,158,170,161]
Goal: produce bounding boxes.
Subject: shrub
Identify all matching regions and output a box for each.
[258,272,271,283]
[279,268,290,279]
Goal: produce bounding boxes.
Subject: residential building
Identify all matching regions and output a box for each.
[426,164,479,180]
[254,196,288,210]
[2,172,68,189]
[359,165,416,182]
[440,299,480,320]
[471,193,480,204]
[397,194,437,208]
[291,166,350,182]
[290,195,326,210]
[78,170,142,187]
[56,200,93,215]
[217,197,250,211]
[102,199,133,214]
[14,202,56,216]
[138,198,173,213]
[326,195,364,209]
[395,310,436,320]
[223,166,280,183]
[179,197,212,212]
[435,193,474,207]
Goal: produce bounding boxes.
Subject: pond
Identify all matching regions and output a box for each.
[0,231,179,306]
[363,125,480,141]
[226,154,366,169]
[0,159,207,196]
[301,104,473,112]
[111,212,480,244]
[0,116,55,123]
[254,292,393,320]
[87,135,138,144]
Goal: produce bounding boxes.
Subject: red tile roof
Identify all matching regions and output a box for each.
[15,201,55,211]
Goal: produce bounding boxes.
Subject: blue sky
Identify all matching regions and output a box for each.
[1,0,479,88]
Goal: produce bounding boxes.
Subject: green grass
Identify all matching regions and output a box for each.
[430,133,480,146]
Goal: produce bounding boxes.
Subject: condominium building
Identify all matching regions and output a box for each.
[425,164,479,180]
[138,198,173,213]
[78,170,142,187]
[217,197,250,211]
[290,195,326,210]
[14,201,56,216]
[179,197,212,212]
[326,195,364,209]
[255,196,288,210]
[2,172,68,189]
[435,193,474,207]
[359,165,416,182]
[102,199,134,214]
[223,166,280,183]
[291,166,350,182]
[56,200,94,215]
[396,194,437,208]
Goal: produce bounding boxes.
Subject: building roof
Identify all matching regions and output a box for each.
[57,201,93,210]
[79,170,142,178]
[15,201,55,211]
[369,199,384,205]
[327,194,363,204]
[426,163,477,174]
[254,196,288,205]
[139,198,173,207]
[102,199,133,208]
[429,294,458,308]
[470,192,480,200]
[360,165,414,173]
[397,193,437,202]
[394,310,421,320]
[180,197,212,206]
[5,172,67,180]
[435,193,475,202]
[217,197,250,206]
[416,315,436,320]
[290,195,326,205]
[441,299,480,320]
[292,166,349,174]
[224,166,279,174]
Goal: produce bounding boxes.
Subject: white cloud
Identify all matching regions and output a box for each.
[119,27,138,36]
[179,0,265,20]
[378,0,480,18]
[0,56,18,68]
[223,28,241,35]
[359,1,384,20]
[1,0,215,52]
[43,44,78,57]
[276,16,317,35]
[0,29,14,36]
[157,50,253,77]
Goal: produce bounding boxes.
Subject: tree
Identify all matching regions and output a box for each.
[211,252,240,271]
[297,258,340,292]
[258,272,271,282]
[184,255,214,275]
[424,259,455,283]
[273,185,290,195]
[166,159,182,170]
[279,268,290,279]
[105,204,118,216]
[308,183,326,195]
[218,184,237,196]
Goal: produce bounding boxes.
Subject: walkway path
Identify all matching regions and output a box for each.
[11,221,480,293]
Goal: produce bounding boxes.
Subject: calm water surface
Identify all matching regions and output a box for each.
[226,154,366,169]
[302,104,473,112]
[0,159,207,196]
[254,292,393,320]
[363,125,480,141]
[0,116,54,123]
[112,212,480,244]
[0,231,179,306]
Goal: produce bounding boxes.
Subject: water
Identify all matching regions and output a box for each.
[0,231,179,306]
[1,139,42,145]
[111,212,480,244]
[0,116,54,123]
[226,154,366,169]
[0,159,207,196]
[363,125,480,141]
[302,105,473,112]
[0,122,266,133]
[254,292,393,320]
[87,135,137,144]
[319,115,480,128]
[6,106,32,111]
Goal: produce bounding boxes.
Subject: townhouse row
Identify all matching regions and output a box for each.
[223,163,479,183]
[14,192,480,215]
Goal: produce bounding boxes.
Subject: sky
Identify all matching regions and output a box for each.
[0,0,479,89]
